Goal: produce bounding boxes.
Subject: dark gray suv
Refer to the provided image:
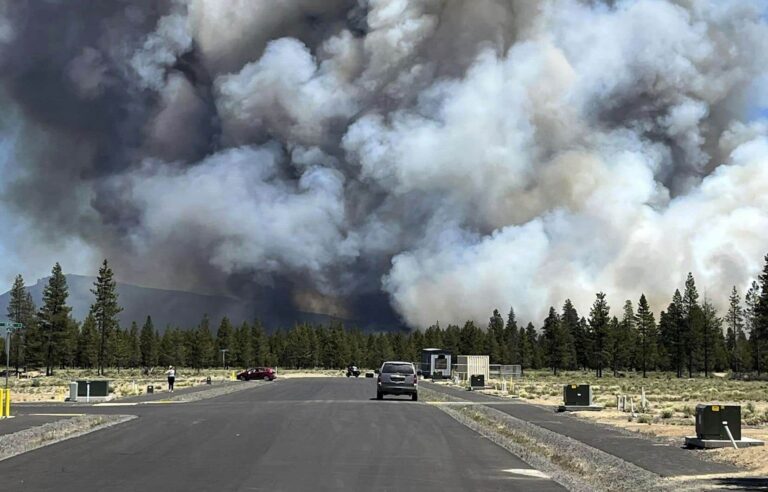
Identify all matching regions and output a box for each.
[376,361,418,401]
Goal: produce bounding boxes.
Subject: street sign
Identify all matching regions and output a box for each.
[0,322,22,329]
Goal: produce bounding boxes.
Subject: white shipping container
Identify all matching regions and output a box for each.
[457,355,489,381]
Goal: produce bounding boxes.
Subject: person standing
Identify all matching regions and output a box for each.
[165,365,176,392]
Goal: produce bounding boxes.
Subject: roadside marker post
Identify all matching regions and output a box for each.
[0,389,10,418]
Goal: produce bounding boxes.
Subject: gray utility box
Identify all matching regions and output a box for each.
[470,374,485,389]
[77,380,109,397]
[696,404,741,440]
[68,380,110,402]
[564,384,592,406]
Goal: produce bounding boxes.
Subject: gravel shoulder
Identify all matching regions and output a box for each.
[0,414,136,462]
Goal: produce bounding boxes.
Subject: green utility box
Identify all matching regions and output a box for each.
[76,380,109,397]
[563,384,592,406]
[696,404,741,440]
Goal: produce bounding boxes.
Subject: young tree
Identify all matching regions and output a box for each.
[90,260,122,375]
[588,292,610,378]
[725,287,745,372]
[635,294,657,378]
[38,263,71,376]
[700,298,722,377]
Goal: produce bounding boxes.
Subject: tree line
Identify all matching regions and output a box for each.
[4,254,768,377]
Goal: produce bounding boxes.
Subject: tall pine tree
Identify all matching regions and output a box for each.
[90,260,122,375]
[588,292,610,378]
[38,263,71,376]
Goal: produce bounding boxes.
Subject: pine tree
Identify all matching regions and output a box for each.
[524,322,541,369]
[60,317,79,369]
[127,322,141,368]
[459,321,484,355]
[215,317,235,367]
[504,307,519,365]
[607,316,622,376]
[588,292,610,378]
[755,254,768,375]
[234,322,253,367]
[90,260,122,375]
[251,320,267,366]
[140,316,157,368]
[38,263,71,376]
[487,309,505,363]
[6,275,37,370]
[635,294,657,377]
[745,281,760,373]
[682,273,703,377]
[561,300,582,370]
[542,307,562,375]
[77,314,99,368]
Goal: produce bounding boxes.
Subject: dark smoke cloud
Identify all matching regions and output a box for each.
[1,0,767,327]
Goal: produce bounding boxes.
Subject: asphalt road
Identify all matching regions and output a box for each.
[0,379,563,491]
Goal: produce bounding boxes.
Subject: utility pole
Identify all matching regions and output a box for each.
[220,349,229,369]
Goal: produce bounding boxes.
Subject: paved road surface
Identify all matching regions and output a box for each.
[0,379,563,491]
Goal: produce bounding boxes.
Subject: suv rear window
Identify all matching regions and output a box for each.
[382,363,414,374]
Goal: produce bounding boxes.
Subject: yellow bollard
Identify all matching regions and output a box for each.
[0,389,7,418]
[230,371,236,381]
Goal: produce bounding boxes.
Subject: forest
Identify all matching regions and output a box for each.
[4,254,768,378]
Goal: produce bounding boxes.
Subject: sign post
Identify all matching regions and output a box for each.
[0,322,23,391]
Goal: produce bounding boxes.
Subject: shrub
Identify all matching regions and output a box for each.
[31,379,41,388]
[661,410,673,419]
[637,414,653,424]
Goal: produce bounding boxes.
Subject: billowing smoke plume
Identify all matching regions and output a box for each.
[1,0,767,327]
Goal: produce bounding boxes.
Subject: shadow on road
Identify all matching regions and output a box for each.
[707,477,768,490]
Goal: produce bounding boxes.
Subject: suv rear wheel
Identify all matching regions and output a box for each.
[411,393,418,402]
[376,391,383,400]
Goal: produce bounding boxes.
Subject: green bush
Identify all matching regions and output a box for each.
[637,414,653,424]
[661,410,673,419]
[31,379,41,387]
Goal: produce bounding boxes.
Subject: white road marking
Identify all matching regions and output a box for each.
[93,403,138,407]
[503,469,550,479]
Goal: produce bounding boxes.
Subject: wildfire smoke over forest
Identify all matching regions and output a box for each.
[0,0,767,327]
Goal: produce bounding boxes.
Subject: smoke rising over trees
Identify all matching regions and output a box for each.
[3,254,768,377]
[0,1,767,328]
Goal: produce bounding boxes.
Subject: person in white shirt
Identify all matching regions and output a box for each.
[165,366,176,392]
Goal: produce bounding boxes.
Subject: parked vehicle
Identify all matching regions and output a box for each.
[376,361,418,401]
[346,364,361,377]
[237,367,277,381]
